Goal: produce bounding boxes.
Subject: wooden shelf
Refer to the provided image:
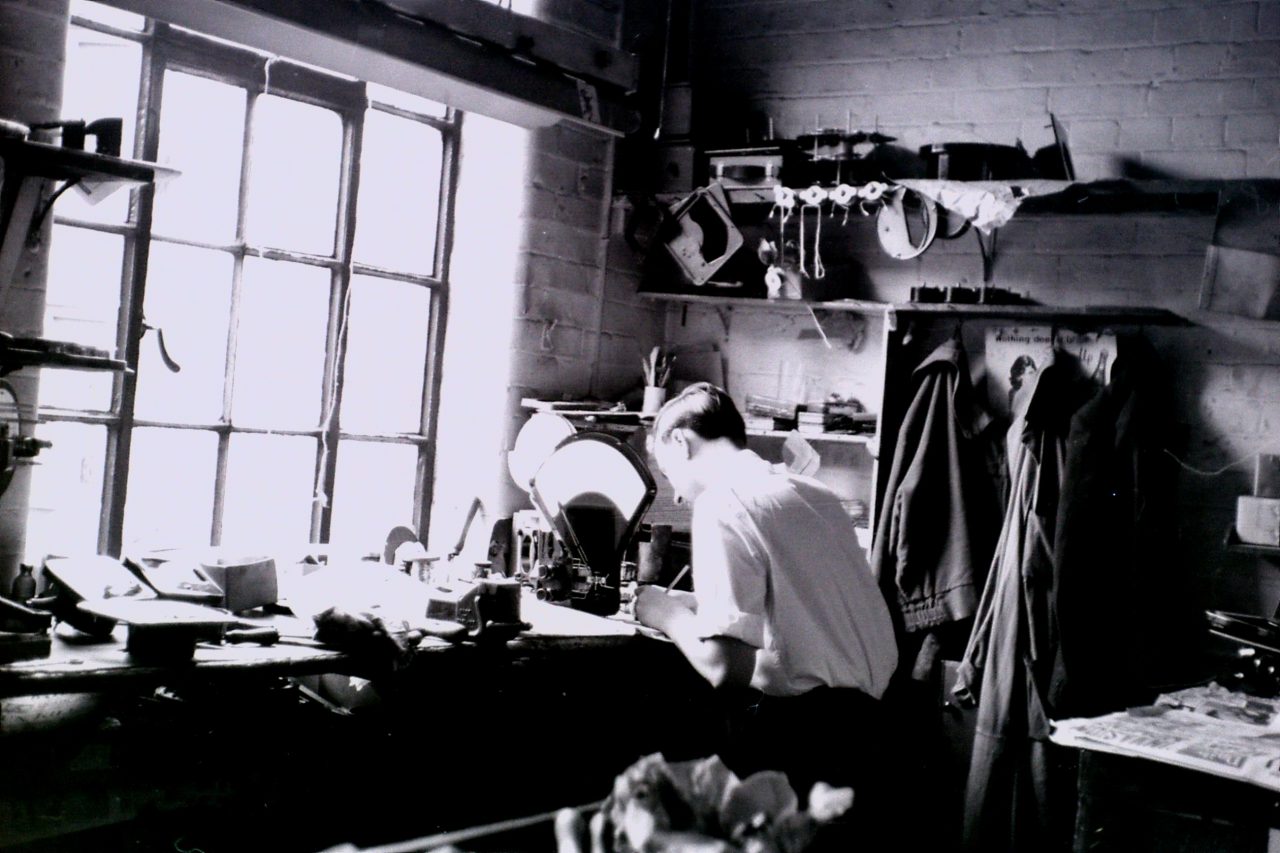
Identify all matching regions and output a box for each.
[0,137,178,188]
[888,302,1188,324]
[2,136,179,306]
[640,292,890,313]
[675,178,1280,214]
[0,335,128,376]
[746,429,873,445]
[641,291,1187,325]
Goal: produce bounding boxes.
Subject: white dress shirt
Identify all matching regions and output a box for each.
[690,449,898,698]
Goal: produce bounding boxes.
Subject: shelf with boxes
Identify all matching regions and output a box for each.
[646,176,1277,289]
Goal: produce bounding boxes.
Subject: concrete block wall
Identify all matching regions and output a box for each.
[656,0,1280,613]
[0,0,68,591]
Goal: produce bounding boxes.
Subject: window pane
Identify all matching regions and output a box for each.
[135,242,232,424]
[231,258,328,429]
[354,110,441,273]
[122,427,217,551]
[39,225,121,412]
[329,440,417,550]
[25,422,106,562]
[221,433,317,549]
[245,95,341,255]
[152,72,246,244]
[366,83,447,118]
[59,24,141,224]
[70,0,144,30]
[339,276,431,434]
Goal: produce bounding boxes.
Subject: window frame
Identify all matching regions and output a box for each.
[45,12,460,555]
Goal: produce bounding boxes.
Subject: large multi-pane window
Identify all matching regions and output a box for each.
[27,1,459,560]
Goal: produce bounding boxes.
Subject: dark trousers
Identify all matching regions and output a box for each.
[716,685,904,850]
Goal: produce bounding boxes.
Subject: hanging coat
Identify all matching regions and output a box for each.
[870,338,1003,656]
[953,358,1091,853]
[1049,335,1193,719]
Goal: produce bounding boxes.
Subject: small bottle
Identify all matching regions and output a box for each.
[11,563,37,601]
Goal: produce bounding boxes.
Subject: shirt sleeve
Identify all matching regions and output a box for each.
[690,491,767,648]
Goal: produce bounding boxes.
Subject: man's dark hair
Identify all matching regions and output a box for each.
[653,382,747,449]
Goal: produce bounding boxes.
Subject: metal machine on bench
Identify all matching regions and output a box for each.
[509,413,656,616]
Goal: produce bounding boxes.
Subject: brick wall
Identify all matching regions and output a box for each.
[0,0,68,590]
[696,0,1279,179]
[653,0,1280,613]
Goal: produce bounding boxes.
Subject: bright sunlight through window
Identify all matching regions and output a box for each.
[27,1,458,562]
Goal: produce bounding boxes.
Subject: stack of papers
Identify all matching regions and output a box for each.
[1050,683,1280,791]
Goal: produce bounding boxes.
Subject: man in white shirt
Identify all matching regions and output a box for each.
[635,383,900,838]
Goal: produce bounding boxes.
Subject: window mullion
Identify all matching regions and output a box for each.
[414,111,463,540]
[210,85,259,547]
[313,105,365,544]
[100,34,166,557]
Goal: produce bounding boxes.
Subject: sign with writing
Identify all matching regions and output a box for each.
[984,325,1116,418]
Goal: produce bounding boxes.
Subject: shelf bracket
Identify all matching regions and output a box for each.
[0,176,45,307]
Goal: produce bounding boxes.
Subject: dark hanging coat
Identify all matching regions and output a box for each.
[870,338,1003,665]
[954,358,1090,853]
[1049,335,1192,719]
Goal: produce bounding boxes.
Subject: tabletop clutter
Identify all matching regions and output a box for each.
[552,753,853,853]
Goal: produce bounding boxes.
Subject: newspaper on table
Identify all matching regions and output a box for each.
[1049,683,1280,792]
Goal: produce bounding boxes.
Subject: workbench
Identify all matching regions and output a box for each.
[0,594,649,700]
[0,595,712,852]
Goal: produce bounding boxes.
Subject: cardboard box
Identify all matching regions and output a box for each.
[1236,496,1280,547]
[200,556,278,613]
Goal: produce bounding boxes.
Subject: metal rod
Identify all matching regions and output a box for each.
[348,801,605,853]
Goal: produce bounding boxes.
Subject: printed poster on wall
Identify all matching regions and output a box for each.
[984,326,1117,419]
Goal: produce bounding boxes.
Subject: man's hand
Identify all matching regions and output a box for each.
[633,585,695,634]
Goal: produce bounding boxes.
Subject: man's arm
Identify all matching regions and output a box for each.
[634,586,756,689]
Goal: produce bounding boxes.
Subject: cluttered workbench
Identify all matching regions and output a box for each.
[0,589,657,701]
[0,587,704,851]
[0,406,715,850]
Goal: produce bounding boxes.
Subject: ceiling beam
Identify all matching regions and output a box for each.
[106,0,639,136]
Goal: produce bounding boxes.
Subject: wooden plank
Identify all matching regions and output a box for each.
[640,291,1187,325]
[639,291,891,313]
